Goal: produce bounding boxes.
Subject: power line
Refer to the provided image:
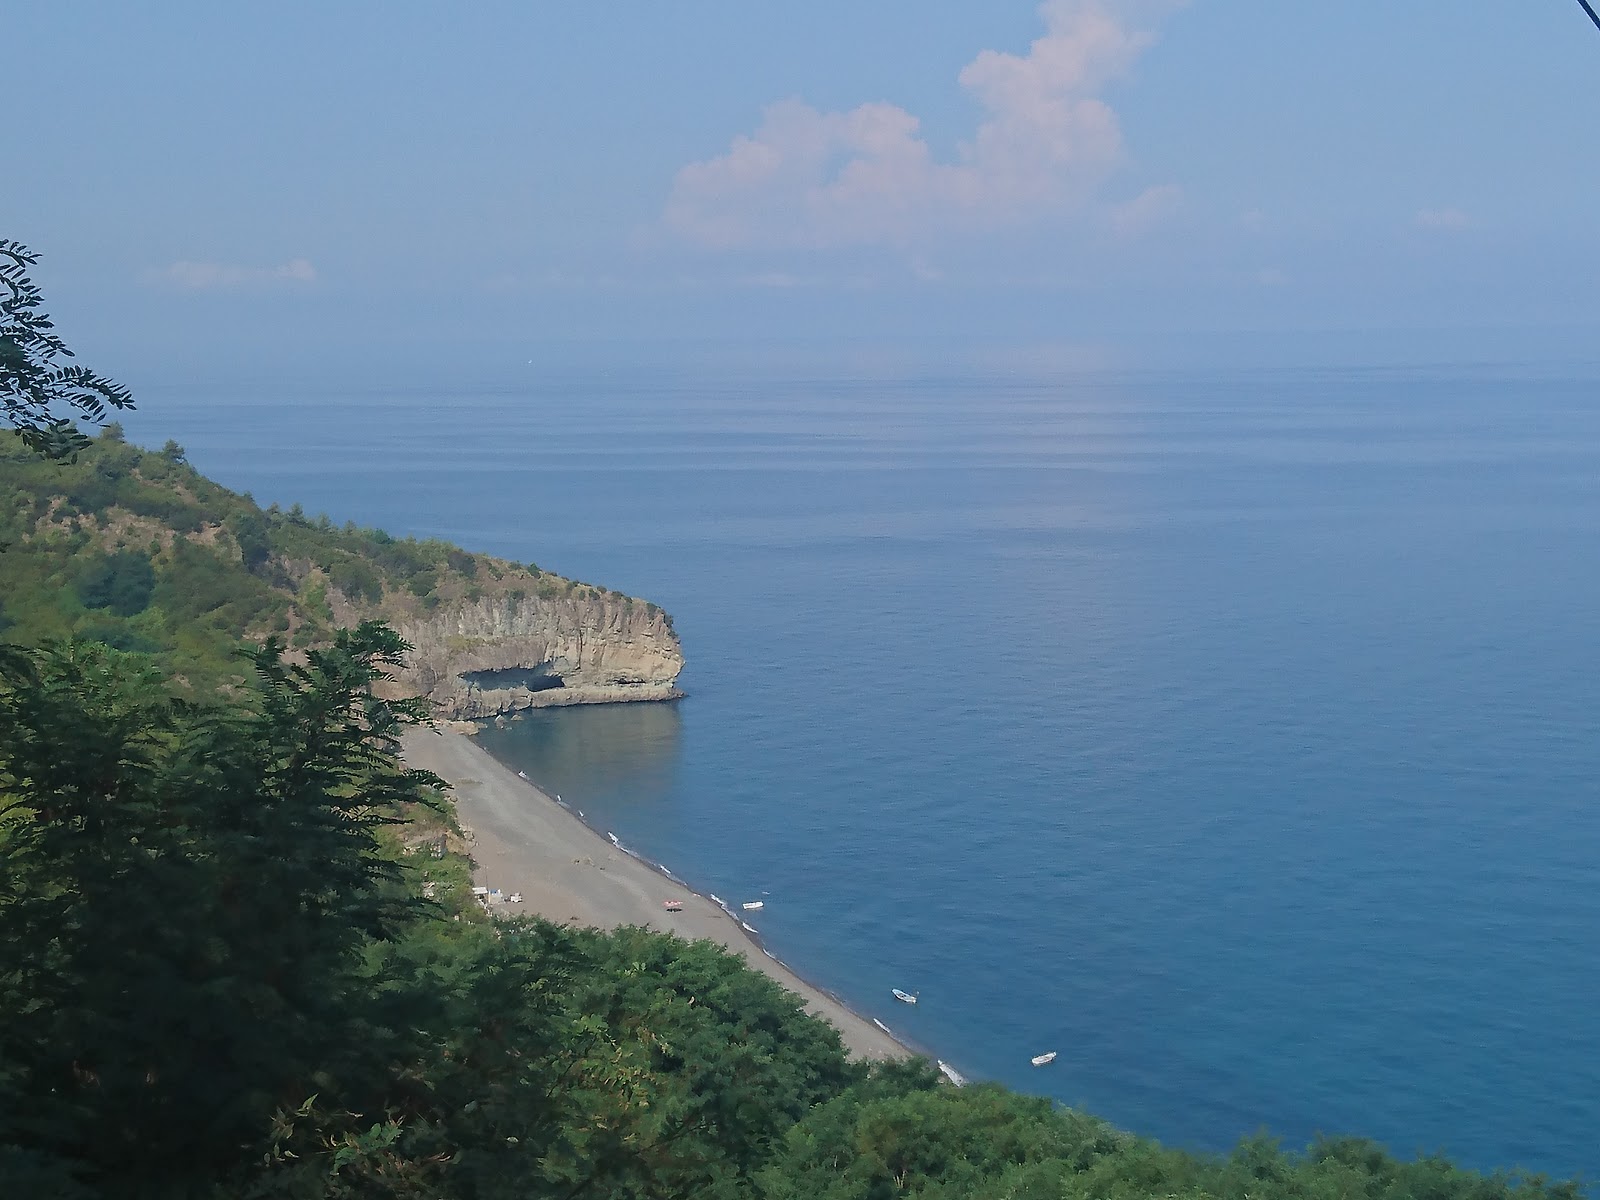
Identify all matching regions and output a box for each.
[1579,0,1600,33]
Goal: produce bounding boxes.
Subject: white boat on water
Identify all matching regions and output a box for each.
[891,988,917,1005]
[1031,1051,1057,1067]
[741,901,764,911]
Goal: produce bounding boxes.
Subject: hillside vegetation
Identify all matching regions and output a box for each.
[0,425,663,691]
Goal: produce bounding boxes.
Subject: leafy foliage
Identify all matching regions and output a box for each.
[0,241,134,458]
[0,624,440,1192]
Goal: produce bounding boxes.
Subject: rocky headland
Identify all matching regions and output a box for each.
[389,591,684,720]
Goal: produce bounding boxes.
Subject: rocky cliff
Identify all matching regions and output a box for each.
[389,592,684,720]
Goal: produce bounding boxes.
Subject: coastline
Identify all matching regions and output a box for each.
[399,726,916,1063]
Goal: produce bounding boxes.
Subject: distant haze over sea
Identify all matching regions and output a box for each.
[126,355,1600,1181]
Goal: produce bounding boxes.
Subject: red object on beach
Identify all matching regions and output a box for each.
[662,900,684,912]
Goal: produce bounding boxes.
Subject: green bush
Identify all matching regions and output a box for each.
[77,550,155,617]
[329,557,383,604]
[225,509,272,572]
[79,622,162,655]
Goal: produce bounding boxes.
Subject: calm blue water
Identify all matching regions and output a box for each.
[125,362,1600,1181]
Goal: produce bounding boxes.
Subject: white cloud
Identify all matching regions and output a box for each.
[1110,183,1182,235]
[1415,207,1471,231]
[159,257,317,290]
[665,1,1171,249]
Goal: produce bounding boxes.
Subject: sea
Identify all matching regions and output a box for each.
[124,357,1600,1182]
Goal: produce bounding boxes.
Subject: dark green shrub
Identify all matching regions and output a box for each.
[225,510,272,573]
[80,622,162,654]
[329,558,382,604]
[77,550,156,617]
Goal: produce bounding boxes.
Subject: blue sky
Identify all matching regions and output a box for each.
[7,2,1599,372]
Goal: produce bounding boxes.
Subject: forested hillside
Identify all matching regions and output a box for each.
[0,425,651,692]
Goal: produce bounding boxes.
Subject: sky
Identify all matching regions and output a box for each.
[6,1,1600,375]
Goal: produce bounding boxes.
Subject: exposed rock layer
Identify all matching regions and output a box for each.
[388,594,684,720]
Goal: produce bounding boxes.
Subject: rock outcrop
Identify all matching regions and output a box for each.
[389,593,684,720]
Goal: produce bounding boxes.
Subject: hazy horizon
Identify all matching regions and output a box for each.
[8,2,1600,381]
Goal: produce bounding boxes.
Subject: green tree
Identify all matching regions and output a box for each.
[0,622,442,1194]
[760,1073,1104,1200]
[330,557,383,604]
[226,507,273,573]
[0,241,134,458]
[75,549,156,616]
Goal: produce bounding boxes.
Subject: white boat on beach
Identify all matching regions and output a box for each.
[741,901,764,911]
[891,988,917,1005]
[1031,1051,1057,1067]
[937,1060,967,1087]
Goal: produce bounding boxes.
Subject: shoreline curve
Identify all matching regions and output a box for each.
[400,726,917,1063]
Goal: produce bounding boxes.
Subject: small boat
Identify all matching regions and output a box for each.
[607,832,620,846]
[741,901,764,911]
[507,892,523,904]
[517,770,528,779]
[872,1018,893,1034]
[937,1060,967,1087]
[1031,1051,1057,1067]
[662,899,684,912]
[892,988,917,1005]
[741,921,758,933]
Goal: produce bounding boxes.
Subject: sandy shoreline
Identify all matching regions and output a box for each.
[399,726,913,1062]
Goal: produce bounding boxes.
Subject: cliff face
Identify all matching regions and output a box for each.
[389,593,684,720]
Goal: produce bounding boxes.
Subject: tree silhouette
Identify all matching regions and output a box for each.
[0,240,133,458]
